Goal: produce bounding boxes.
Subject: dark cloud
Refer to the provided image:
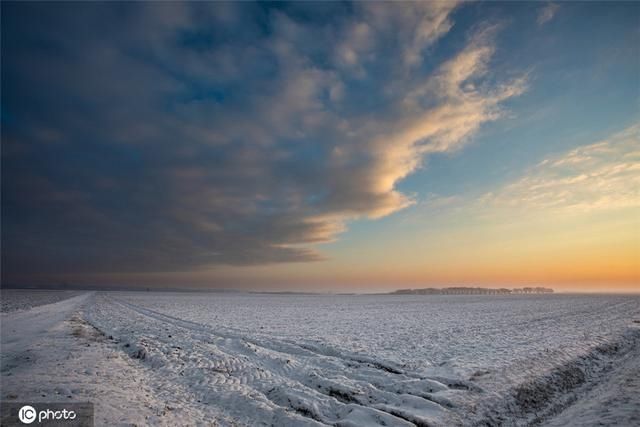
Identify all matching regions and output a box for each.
[1,2,523,283]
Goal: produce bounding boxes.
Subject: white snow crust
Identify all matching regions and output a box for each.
[2,291,639,426]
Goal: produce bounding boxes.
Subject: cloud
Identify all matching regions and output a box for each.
[479,123,640,213]
[537,3,560,25]
[365,1,461,68]
[2,2,525,281]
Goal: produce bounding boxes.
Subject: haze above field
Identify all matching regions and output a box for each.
[2,2,638,292]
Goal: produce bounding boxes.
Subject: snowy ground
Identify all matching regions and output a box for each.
[0,289,83,313]
[1,291,639,426]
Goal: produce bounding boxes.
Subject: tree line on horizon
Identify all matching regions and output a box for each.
[391,287,554,295]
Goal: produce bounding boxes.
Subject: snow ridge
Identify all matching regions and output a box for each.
[474,326,640,426]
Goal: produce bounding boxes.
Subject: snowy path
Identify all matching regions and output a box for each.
[1,293,92,357]
[1,292,211,426]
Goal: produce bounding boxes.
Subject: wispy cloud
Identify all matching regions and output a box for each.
[481,123,640,213]
[419,123,640,219]
[537,3,560,26]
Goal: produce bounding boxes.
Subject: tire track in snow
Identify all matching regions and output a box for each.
[87,294,463,426]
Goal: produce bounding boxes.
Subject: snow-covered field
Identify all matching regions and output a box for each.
[0,289,84,313]
[2,291,639,426]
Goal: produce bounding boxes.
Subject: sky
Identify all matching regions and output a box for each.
[2,1,639,292]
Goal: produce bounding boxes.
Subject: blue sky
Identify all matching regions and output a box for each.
[2,1,638,289]
[400,1,638,197]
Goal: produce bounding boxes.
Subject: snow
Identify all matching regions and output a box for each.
[2,291,639,426]
[544,330,640,427]
[1,292,208,425]
[0,289,84,313]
